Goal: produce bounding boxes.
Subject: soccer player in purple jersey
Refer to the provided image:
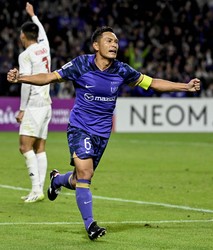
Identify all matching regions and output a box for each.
[7,26,200,240]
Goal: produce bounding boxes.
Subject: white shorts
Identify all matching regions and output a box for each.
[19,105,52,139]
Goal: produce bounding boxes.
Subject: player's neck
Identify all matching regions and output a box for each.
[25,40,37,48]
[94,56,113,71]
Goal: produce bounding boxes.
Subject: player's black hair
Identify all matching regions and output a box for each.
[91,26,114,43]
[21,22,39,41]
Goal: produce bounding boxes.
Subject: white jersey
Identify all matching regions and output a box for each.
[19,15,52,109]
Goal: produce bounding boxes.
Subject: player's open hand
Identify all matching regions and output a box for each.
[187,78,200,92]
[26,2,35,17]
[7,68,19,83]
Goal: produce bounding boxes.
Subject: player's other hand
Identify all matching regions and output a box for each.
[188,78,200,92]
[16,111,24,123]
[26,2,35,17]
[7,68,19,83]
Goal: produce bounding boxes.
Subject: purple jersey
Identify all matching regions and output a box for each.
[56,54,140,138]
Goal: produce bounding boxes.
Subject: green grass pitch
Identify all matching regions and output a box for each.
[0,132,212,250]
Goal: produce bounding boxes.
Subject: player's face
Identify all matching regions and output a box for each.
[94,32,119,59]
[19,31,26,48]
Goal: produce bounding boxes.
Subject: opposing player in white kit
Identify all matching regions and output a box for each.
[16,2,52,203]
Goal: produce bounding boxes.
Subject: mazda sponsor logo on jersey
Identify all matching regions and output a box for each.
[84,93,116,102]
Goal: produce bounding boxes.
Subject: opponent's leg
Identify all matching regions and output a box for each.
[19,135,44,202]
[36,151,47,192]
[22,149,44,202]
[34,139,48,193]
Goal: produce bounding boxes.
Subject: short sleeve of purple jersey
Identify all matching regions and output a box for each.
[56,57,81,81]
[112,61,141,85]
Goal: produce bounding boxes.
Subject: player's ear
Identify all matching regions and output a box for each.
[93,42,99,52]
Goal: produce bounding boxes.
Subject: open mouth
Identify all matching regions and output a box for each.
[109,49,117,54]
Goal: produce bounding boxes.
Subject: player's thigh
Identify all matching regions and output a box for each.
[19,107,42,137]
[33,138,46,153]
[20,106,51,138]
[19,135,37,153]
[93,137,109,169]
[38,106,52,139]
[67,125,96,161]
[67,124,108,170]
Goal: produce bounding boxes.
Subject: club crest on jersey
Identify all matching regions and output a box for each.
[111,81,119,93]
[111,86,118,93]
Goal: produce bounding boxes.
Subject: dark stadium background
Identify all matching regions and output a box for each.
[0,0,213,98]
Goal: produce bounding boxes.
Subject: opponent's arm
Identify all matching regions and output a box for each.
[26,2,49,46]
[25,2,35,18]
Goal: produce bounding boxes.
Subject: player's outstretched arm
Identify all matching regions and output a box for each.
[7,68,58,86]
[25,2,49,46]
[26,2,35,17]
[150,78,200,92]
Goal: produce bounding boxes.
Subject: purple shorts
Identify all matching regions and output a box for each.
[67,123,109,169]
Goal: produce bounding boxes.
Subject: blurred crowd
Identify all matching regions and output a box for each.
[1,0,213,98]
